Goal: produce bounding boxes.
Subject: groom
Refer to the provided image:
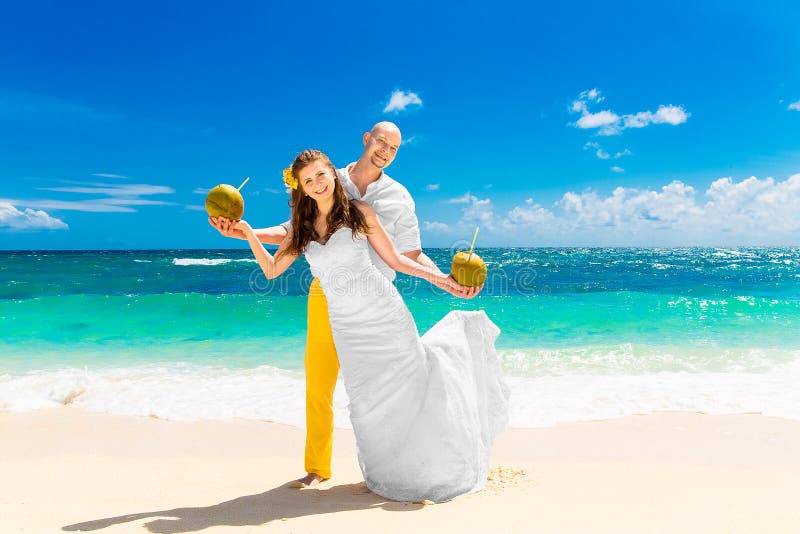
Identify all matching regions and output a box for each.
[210,121,478,487]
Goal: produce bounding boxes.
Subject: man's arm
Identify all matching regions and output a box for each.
[209,216,288,246]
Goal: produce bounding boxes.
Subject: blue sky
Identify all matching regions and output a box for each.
[1,0,799,249]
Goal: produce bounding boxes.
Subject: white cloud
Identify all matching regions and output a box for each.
[401,136,418,146]
[570,89,690,135]
[463,196,494,228]
[426,183,440,191]
[654,105,690,125]
[91,173,128,179]
[88,198,175,206]
[584,88,603,101]
[1,198,135,212]
[584,141,609,158]
[38,183,174,196]
[570,101,585,114]
[193,187,209,194]
[447,193,474,204]
[611,166,624,173]
[446,192,496,229]
[8,181,177,213]
[522,174,800,243]
[623,105,690,129]
[383,90,423,113]
[622,111,651,128]
[585,142,630,160]
[556,180,701,229]
[0,201,68,230]
[788,100,800,111]
[576,110,620,132]
[702,174,800,233]
[422,221,449,232]
[570,88,604,113]
[422,172,800,245]
[505,200,555,227]
[184,205,206,211]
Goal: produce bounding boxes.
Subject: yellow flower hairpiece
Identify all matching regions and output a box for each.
[282,167,298,191]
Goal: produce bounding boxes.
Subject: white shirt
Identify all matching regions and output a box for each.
[338,163,421,281]
[282,163,421,282]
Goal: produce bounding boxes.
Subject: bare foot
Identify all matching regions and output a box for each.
[288,473,327,489]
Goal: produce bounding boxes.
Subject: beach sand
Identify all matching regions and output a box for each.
[2,407,799,533]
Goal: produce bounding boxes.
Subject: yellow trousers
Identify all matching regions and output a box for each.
[304,278,340,479]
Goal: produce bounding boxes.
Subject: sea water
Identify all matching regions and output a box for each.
[2,247,799,427]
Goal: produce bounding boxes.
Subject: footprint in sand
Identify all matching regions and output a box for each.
[483,466,528,493]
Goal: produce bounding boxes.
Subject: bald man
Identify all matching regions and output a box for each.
[210,122,473,487]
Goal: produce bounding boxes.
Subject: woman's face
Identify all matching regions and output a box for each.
[297,160,336,202]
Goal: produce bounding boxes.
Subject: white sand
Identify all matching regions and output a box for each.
[2,407,799,533]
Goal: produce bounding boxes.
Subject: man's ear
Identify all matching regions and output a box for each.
[362,132,371,146]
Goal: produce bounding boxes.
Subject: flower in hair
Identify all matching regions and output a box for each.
[283,167,298,191]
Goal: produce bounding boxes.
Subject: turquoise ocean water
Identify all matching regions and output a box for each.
[2,247,799,427]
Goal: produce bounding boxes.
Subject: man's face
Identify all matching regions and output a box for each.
[363,129,401,169]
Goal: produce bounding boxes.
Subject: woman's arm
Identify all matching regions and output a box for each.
[354,202,478,298]
[403,249,446,276]
[209,216,288,246]
[233,220,298,279]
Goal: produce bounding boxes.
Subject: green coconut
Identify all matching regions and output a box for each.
[205,179,248,220]
[451,251,487,287]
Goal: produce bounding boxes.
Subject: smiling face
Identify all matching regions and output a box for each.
[282,149,371,258]
[362,123,402,170]
[297,159,336,202]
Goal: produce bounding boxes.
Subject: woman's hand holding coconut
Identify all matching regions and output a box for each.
[436,275,482,299]
[208,215,246,239]
[206,177,251,240]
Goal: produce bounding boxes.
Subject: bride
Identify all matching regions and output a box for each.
[233,150,509,502]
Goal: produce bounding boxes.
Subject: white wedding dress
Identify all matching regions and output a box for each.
[304,227,510,502]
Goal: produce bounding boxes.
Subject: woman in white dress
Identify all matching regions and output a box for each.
[234,150,509,502]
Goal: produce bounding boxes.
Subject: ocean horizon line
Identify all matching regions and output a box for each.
[3,245,800,253]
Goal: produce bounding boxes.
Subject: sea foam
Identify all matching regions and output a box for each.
[2,357,800,428]
[0,364,349,427]
[172,258,232,266]
[171,258,256,266]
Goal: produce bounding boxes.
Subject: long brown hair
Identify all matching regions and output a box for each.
[280,150,369,258]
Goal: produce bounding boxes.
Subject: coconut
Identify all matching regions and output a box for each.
[205,179,249,220]
[451,251,487,287]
